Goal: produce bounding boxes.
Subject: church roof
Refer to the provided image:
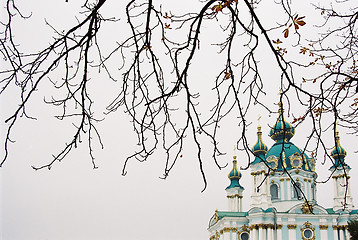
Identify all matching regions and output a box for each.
[265,141,313,171]
[252,102,314,172]
[216,211,248,219]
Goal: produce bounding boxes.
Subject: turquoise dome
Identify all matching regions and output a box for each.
[252,126,268,164]
[331,131,347,159]
[265,141,313,171]
[252,126,268,155]
[269,102,295,142]
[330,131,349,169]
[226,156,244,190]
[263,102,314,172]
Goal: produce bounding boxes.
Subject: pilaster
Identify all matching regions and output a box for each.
[249,225,258,240]
[319,225,328,239]
[339,228,345,240]
[267,226,273,240]
[277,225,283,240]
[332,225,344,240]
[332,172,354,212]
[333,225,339,240]
[223,227,230,240]
[287,224,297,240]
[280,179,285,200]
[258,225,264,240]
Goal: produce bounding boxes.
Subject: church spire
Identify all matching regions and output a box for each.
[226,154,244,212]
[329,127,354,212]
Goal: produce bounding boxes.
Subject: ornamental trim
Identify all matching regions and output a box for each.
[287,224,297,229]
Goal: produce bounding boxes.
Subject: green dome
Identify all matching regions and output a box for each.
[330,131,349,169]
[265,141,313,171]
[252,126,268,155]
[331,131,347,159]
[251,126,268,165]
[265,102,314,172]
[269,102,295,142]
[226,156,244,190]
[228,157,242,179]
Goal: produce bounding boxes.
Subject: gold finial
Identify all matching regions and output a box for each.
[334,120,339,137]
[277,88,283,111]
[277,100,285,118]
[335,130,340,139]
[233,145,237,160]
[278,101,283,112]
[333,122,342,150]
[257,115,262,128]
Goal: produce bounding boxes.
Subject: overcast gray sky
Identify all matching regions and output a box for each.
[1,1,358,240]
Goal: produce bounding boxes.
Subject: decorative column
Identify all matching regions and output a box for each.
[338,226,346,240]
[223,227,231,240]
[287,224,297,240]
[280,179,285,200]
[333,226,339,240]
[286,178,291,200]
[339,228,345,240]
[319,225,328,239]
[258,225,264,240]
[250,225,258,240]
[262,225,267,240]
[271,224,275,240]
[277,225,283,240]
[267,225,273,240]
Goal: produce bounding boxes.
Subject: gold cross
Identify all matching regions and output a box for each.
[258,115,262,126]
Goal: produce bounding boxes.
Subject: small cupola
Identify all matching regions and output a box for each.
[252,125,268,156]
[226,156,244,190]
[330,130,349,169]
[269,102,295,142]
[251,125,268,165]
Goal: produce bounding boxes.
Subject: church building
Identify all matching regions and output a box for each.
[208,103,357,240]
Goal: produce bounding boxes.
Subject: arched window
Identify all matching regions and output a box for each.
[270,184,279,200]
[293,182,302,199]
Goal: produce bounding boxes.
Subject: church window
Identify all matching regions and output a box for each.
[293,182,302,199]
[239,232,249,240]
[303,228,313,239]
[301,222,315,240]
[289,154,303,169]
[311,183,316,200]
[292,159,301,167]
[270,184,279,200]
[266,156,278,169]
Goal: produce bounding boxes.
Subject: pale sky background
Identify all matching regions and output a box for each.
[1,1,358,240]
